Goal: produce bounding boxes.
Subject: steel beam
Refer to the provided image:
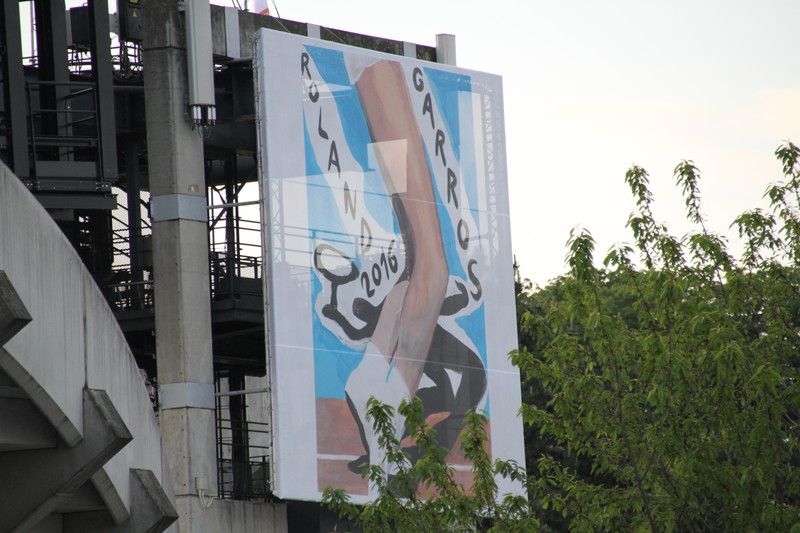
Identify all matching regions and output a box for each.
[88,0,119,183]
[0,2,30,178]
[34,0,71,139]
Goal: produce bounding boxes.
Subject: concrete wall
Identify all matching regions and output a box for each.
[0,161,173,520]
[208,5,437,62]
[175,499,287,533]
[0,177,86,446]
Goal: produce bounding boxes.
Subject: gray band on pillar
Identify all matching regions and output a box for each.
[307,23,321,39]
[151,194,208,222]
[159,382,216,409]
[403,41,416,58]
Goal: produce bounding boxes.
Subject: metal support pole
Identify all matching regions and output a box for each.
[0,3,30,178]
[225,154,237,295]
[88,0,119,182]
[229,373,251,499]
[126,134,144,283]
[34,0,70,140]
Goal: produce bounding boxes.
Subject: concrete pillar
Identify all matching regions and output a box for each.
[435,33,457,66]
[142,1,217,531]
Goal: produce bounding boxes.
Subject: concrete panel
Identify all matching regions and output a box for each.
[224,7,240,58]
[83,276,170,510]
[91,470,131,525]
[0,397,57,451]
[0,347,81,447]
[173,498,288,533]
[219,500,287,533]
[141,0,186,49]
[152,219,213,385]
[0,390,132,533]
[207,5,436,65]
[210,5,228,57]
[130,469,179,532]
[233,9,305,59]
[142,2,206,199]
[28,514,62,533]
[143,6,216,533]
[52,480,107,514]
[159,408,217,496]
[63,469,178,533]
[0,164,86,443]
[0,161,175,528]
[0,270,32,346]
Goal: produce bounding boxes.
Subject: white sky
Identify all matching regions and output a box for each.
[80,0,800,287]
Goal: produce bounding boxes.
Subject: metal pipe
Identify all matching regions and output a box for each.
[215,387,270,397]
[208,200,260,210]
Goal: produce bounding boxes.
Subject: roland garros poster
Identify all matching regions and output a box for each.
[255,28,524,502]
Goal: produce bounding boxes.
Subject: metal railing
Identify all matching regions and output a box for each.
[104,194,154,313]
[209,252,263,301]
[26,80,100,155]
[217,455,271,501]
[106,279,154,312]
[207,190,263,296]
[67,39,144,81]
[215,395,272,501]
[104,195,265,313]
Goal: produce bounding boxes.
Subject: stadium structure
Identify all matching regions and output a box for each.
[0,1,457,531]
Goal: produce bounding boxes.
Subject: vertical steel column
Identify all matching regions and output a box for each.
[225,154,238,294]
[125,134,144,283]
[229,373,251,499]
[88,0,118,182]
[34,0,70,140]
[0,2,30,178]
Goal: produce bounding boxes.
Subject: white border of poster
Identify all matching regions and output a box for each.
[255,28,524,503]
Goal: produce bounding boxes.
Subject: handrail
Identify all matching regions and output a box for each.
[215,413,273,501]
[25,79,103,185]
[26,80,96,87]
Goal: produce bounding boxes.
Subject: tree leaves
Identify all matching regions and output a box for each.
[322,397,537,532]
[518,142,800,532]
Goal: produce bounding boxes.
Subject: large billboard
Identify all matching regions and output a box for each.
[255,28,523,502]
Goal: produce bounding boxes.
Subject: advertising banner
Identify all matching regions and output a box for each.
[255,28,524,502]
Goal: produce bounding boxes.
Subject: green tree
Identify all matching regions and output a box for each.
[323,397,534,532]
[516,143,800,532]
[515,270,635,531]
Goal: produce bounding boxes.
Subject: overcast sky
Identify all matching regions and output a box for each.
[71,0,800,287]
